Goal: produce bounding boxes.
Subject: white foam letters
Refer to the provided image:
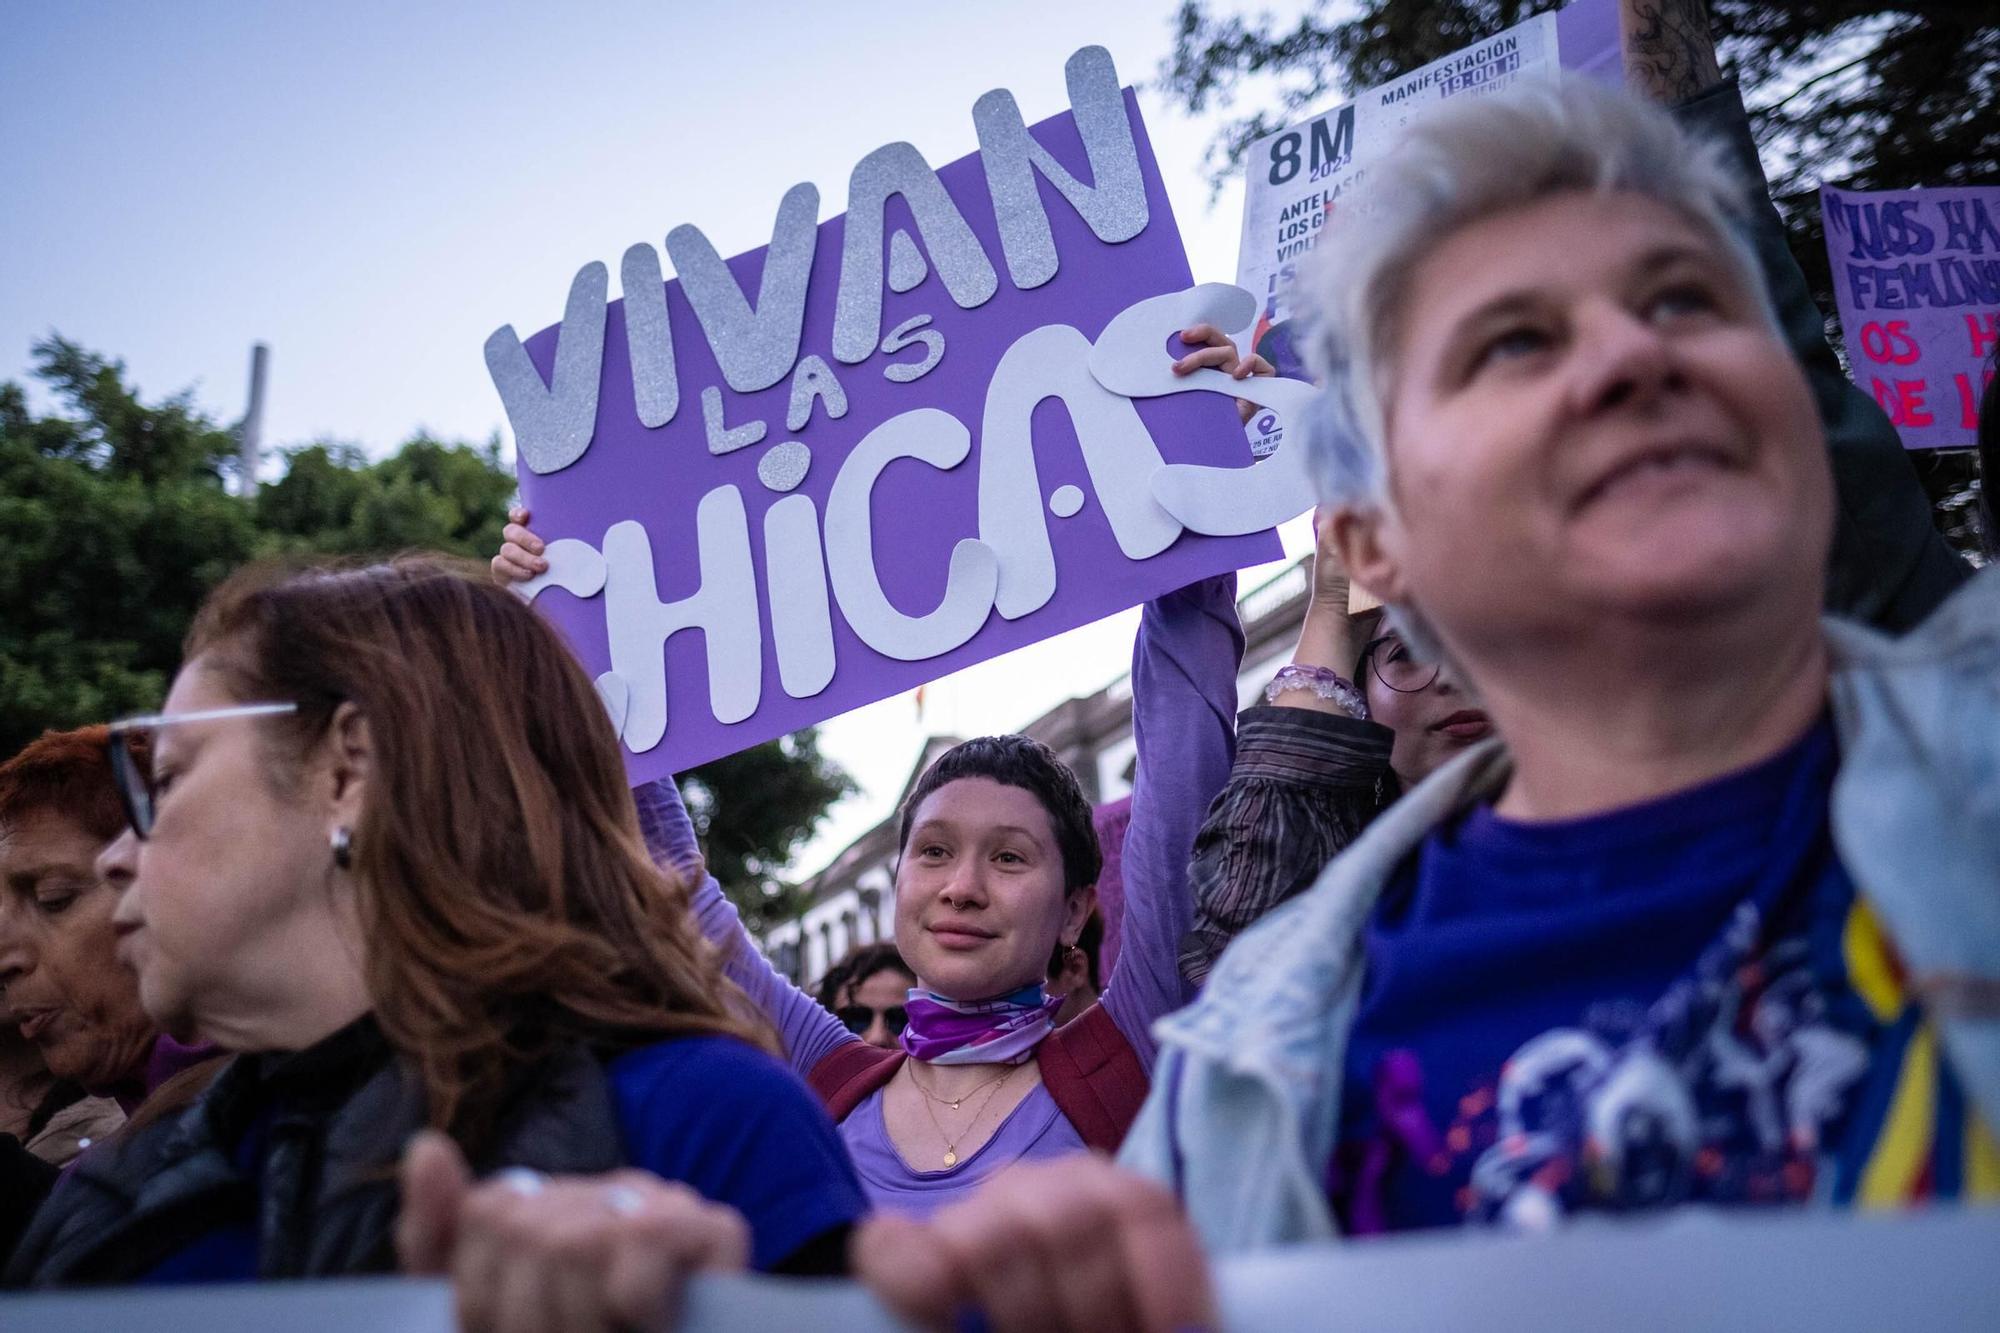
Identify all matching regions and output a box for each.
[763,493,837,699]
[978,325,1179,619]
[602,491,763,752]
[1089,283,1319,535]
[823,409,998,660]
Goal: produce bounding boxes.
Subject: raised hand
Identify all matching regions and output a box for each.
[490,505,549,585]
[1307,503,1352,615]
[1172,321,1278,425]
[1619,0,1722,104]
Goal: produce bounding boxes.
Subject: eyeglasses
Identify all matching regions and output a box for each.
[835,1003,908,1037]
[1358,635,1440,695]
[105,703,299,840]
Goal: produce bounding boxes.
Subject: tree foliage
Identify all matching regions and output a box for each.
[681,730,856,933]
[0,337,851,918]
[0,338,259,748]
[1160,0,1997,556]
[1162,2,1995,212]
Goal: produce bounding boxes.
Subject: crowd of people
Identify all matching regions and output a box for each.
[2,1,1996,1329]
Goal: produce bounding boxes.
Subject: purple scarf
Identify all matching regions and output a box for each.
[899,982,1064,1066]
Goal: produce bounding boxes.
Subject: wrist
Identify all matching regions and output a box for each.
[1292,610,1357,673]
[1265,664,1368,719]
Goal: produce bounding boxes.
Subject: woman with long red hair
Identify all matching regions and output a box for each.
[8,557,864,1315]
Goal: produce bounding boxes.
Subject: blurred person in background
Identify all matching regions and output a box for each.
[816,942,916,1051]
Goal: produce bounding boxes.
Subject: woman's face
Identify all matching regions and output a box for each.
[1359,631,1491,786]
[0,809,156,1089]
[1341,191,1831,674]
[98,656,366,1050]
[893,778,1090,1002]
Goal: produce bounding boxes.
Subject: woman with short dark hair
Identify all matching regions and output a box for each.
[491,328,1254,1220]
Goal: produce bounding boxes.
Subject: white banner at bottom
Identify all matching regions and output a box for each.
[7,1204,1997,1331]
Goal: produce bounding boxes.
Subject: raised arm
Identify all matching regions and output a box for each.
[1625,0,1970,630]
[1098,573,1245,1068]
[1181,512,1390,985]
[1180,706,1390,987]
[631,777,856,1075]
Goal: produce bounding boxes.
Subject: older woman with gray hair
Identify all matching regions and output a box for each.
[850,5,1999,1326]
[1116,51,2000,1257]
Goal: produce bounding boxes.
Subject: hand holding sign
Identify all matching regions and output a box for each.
[852,1156,1217,1333]
[496,47,1313,784]
[397,1131,749,1333]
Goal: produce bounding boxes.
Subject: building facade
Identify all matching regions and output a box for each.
[761,555,1314,987]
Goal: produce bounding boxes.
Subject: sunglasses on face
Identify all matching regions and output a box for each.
[835,1003,909,1037]
[105,702,299,840]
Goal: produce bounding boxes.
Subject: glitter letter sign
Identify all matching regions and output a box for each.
[493,48,1292,781]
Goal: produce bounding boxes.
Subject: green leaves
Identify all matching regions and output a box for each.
[0,337,853,919]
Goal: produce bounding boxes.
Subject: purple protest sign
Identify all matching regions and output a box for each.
[1821,183,2000,450]
[492,48,1288,784]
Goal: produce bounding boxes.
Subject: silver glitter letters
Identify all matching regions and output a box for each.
[880,314,945,383]
[786,355,849,432]
[620,244,679,428]
[485,262,607,476]
[887,230,928,292]
[973,45,1148,290]
[668,182,820,394]
[702,386,767,456]
[833,144,998,365]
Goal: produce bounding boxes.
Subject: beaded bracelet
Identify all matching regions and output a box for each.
[1265,663,1369,719]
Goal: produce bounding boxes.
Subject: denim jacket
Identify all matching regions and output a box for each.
[1118,568,2000,1254]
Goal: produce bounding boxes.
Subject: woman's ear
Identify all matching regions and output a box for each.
[1061,884,1098,946]
[1330,506,1412,609]
[323,701,375,832]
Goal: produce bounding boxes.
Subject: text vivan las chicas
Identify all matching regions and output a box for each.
[490,47,1320,783]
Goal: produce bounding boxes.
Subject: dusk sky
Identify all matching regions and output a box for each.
[2,0,1318,874]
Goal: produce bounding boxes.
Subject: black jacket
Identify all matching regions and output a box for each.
[5,1018,623,1287]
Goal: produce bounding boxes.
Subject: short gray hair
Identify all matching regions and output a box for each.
[1296,76,1765,518]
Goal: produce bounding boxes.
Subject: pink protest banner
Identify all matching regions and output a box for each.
[1820,183,2000,450]
[487,48,1304,784]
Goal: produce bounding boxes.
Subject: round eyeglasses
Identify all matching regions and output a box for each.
[1358,635,1440,695]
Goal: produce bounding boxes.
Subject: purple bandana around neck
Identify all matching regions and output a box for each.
[898,982,1064,1066]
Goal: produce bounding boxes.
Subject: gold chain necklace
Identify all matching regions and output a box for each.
[909,1060,1014,1111]
[909,1062,1018,1168]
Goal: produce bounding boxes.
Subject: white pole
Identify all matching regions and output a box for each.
[239,342,268,496]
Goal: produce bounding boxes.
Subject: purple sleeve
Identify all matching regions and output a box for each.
[631,778,859,1076]
[1099,576,1244,1070]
